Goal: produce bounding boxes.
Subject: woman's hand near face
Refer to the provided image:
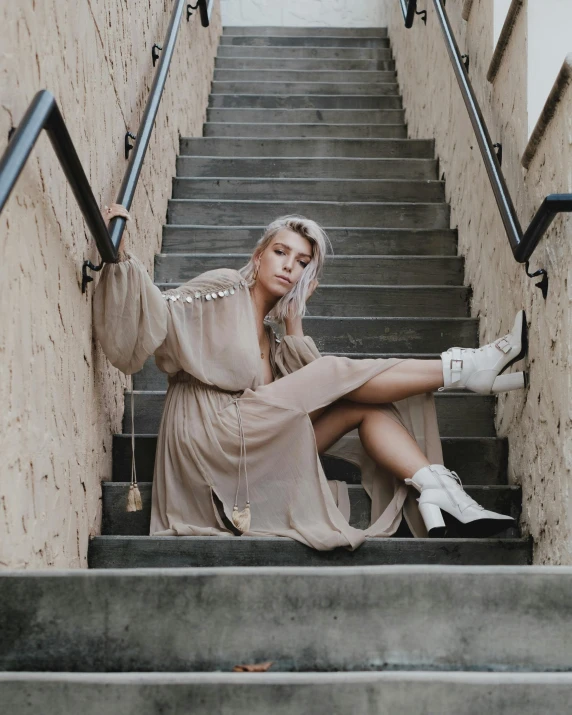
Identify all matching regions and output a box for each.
[306,278,319,302]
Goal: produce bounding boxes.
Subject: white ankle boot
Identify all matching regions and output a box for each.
[405,464,515,538]
[440,310,528,394]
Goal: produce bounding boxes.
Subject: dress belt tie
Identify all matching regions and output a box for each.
[230,398,251,533]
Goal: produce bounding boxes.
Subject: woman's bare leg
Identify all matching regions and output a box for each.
[312,399,430,481]
[344,359,444,405]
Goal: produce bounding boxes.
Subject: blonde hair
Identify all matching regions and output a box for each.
[239,215,333,322]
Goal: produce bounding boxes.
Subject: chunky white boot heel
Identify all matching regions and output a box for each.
[405,464,515,538]
[491,371,527,394]
[440,309,528,395]
[418,502,446,537]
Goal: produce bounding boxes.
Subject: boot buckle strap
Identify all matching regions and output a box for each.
[495,337,512,354]
[450,358,463,382]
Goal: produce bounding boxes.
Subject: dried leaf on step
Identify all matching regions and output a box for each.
[232,661,274,672]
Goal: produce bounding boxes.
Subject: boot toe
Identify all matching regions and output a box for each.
[480,509,515,523]
[452,510,515,538]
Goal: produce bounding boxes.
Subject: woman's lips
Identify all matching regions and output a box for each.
[276,276,291,285]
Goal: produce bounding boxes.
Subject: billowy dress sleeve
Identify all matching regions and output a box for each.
[93,251,168,375]
[94,251,260,390]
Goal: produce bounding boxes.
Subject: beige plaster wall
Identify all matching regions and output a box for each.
[0,0,221,569]
[220,0,389,27]
[389,0,572,563]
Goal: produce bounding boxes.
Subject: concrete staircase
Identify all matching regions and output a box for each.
[3,25,571,713]
[92,23,528,569]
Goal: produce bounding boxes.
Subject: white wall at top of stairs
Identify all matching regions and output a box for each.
[220,0,388,27]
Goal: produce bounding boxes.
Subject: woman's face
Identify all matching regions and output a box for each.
[255,229,313,298]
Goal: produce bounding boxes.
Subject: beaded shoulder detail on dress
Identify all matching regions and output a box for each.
[161,278,248,303]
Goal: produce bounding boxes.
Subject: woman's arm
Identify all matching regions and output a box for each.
[93,203,168,374]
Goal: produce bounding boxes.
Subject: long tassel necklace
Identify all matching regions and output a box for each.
[126,389,143,512]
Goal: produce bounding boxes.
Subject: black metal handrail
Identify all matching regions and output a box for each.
[399,0,426,27]
[0,0,210,292]
[400,0,572,297]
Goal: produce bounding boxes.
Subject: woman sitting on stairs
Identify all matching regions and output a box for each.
[94,204,527,548]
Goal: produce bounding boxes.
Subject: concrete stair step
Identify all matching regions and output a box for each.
[219,36,391,48]
[172,178,443,202]
[89,537,532,569]
[213,69,398,83]
[177,156,436,179]
[302,316,477,355]
[222,27,389,37]
[100,483,521,537]
[207,109,405,126]
[217,46,393,60]
[112,431,508,485]
[161,227,457,255]
[2,671,570,714]
[292,286,469,316]
[122,390,494,437]
[206,107,404,124]
[203,123,407,138]
[209,94,402,109]
[166,200,448,228]
[215,57,396,71]
[154,255,463,285]
[210,81,399,96]
[180,137,430,159]
[23,565,572,672]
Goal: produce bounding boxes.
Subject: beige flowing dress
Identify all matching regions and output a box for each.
[94,251,444,550]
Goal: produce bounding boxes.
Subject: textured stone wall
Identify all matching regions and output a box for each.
[220,0,388,27]
[389,0,572,563]
[0,0,221,569]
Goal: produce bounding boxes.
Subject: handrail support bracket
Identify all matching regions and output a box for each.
[125,132,137,160]
[82,260,104,294]
[152,44,163,67]
[525,262,548,300]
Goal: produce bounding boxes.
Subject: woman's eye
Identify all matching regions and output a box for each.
[300,262,308,268]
